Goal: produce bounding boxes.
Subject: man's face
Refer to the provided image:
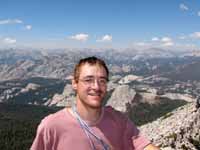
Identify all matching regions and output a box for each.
[72,63,108,109]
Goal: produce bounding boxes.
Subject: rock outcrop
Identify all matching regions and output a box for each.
[161,93,194,102]
[118,74,143,84]
[106,85,136,112]
[140,102,200,150]
[46,84,75,107]
[20,83,41,93]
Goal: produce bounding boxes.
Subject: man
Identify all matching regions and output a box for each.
[31,56,160,150]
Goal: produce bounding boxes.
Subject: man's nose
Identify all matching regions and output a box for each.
[91,80,101,89]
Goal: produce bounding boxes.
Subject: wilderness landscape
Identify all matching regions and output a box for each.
[0,48,200,150]
[1,0,200,149]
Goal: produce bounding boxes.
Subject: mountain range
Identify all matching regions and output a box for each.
[0,48,200,81]
[0,48,200,149]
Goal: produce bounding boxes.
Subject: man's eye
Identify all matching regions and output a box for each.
[99,79,107,84]
[84,79,93,83]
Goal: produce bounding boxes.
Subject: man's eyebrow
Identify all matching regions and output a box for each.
[82,75,94,78]
[99,76,109,81]
[82,76,108,79]
[99,76,108,79]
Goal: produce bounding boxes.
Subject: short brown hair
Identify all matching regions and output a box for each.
[73,56,109,82]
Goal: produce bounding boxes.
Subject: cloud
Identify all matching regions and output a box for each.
[151,37,159,41]
[0,18,32,32]
[198,11,200,16]
[190,32,200,39]
[0,19,23,25]
[178,32,200,40]
[161,37,174,46]
[25,25,32,30]
[151,36,172,42]
[179,3,189,11]
[161,37,172,42]
[97,35,112,42]
[70,33,89,41]
[3,37,16,44]
[133,42,151,48]
[179,36,186,40]
[150,36,174,47]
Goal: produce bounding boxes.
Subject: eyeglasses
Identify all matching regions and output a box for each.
[78,77,108,86]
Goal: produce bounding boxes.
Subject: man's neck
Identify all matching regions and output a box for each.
[75,100,102,124]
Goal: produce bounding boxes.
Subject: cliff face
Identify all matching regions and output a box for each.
[106,85,136,112]
[140,102,200,150]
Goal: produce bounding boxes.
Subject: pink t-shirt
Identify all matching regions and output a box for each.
[30,106,150,150]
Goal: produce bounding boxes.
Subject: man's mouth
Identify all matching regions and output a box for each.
[88,92,101,96]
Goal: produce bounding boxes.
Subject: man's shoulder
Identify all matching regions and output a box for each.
[104,106,124,115]
[104,106,128,122]
[39,108,67,129]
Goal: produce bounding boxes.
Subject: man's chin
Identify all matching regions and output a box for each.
[90,105,102,109]
[88,99,103,108]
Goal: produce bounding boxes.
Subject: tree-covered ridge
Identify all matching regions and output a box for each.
[0,104,61,150]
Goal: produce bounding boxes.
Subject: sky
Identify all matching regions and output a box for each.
[0,0,200,50]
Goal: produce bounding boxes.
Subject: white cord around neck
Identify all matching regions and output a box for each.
[72,105,110,150]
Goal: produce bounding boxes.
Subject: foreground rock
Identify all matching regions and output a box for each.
[140,102,200,150]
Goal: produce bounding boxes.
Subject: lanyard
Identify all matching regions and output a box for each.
[72,105,110,150]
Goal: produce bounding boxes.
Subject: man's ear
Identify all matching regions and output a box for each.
[72,79,77,90]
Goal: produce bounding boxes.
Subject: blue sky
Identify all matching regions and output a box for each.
[0,0,200,50]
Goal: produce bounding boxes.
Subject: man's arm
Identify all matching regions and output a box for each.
[144,144,160,150]
[30,121,52,150]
